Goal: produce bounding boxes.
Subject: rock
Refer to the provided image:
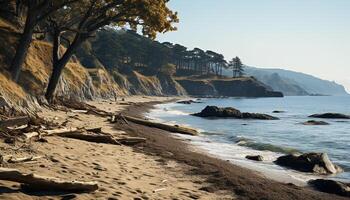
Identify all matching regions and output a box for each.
[273,110,285,113]
[192,106,279,120]
[177,100,202,104]
[308,179,350,197]
[309,113,350,119]
[302,120,330,125]
[274,153,342,174]
[245,155,264,161]
[241,112,279,120]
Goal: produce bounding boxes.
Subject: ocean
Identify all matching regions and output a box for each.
[146,96,350,184]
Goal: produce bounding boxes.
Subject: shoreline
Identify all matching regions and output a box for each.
[114,98,348,200]
[0,96,347,199]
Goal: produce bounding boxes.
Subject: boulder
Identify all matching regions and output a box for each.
[192,106,279,120]
[308,179,350,197]
[302,120,330,125]
[309,113,350,119]
[245,155,264,161]
[274,153,342,174]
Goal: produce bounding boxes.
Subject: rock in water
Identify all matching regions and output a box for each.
[192,106,279,120]
[273,110,285,113]
[302,120,330,125]
[177,100,202,104]
[192,106,242,118]
[309,113,350,119]
[308,179,350,197]
[245,155,264,161]
[241,112,279,120]
[275,153,342,174]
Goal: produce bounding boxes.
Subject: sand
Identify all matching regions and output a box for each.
[0,96,347,200]
[0,96,233,199]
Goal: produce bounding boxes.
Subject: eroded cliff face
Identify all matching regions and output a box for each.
[0,21,186,111]
[177,77,283,97]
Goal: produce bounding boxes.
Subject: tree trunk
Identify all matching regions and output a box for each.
[10,12,35,82]
[45,34,84,102]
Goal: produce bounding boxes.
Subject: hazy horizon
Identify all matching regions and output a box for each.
[157,0,350,92]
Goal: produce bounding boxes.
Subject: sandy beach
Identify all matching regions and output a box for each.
[0,96,348,200]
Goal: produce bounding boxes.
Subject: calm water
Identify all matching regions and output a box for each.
[147,96,350,182]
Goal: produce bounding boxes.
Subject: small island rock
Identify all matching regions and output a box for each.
[192,106,279,120]
[309,113,350,119]
[302,120,330,125]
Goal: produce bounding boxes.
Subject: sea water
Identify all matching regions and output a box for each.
[146,96,350,184]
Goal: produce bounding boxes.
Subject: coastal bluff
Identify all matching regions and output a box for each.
[177,77,283,97]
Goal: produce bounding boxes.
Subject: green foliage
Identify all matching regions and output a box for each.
[76,28,231,77]
[229,57,244,78]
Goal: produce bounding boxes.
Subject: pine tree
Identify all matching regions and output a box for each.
[229,57,244,78]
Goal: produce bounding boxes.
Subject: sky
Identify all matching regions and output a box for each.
[157,0,350,92]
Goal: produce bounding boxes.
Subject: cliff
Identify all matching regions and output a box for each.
[177,77,283,97]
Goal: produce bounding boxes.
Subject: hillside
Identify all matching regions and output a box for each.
[0,18,283,111]
[222,66,348,96]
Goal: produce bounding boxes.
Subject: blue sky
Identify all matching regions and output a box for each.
[157,0,350,92]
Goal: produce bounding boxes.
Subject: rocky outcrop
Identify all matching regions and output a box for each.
[309,113,350,119]
[176,79,217,96]
[177,77,283,97]
[308,179,350,197]
[302,120,330,125]
[211,78,284,97]
[274,153,342,174]
[192,106,279,120]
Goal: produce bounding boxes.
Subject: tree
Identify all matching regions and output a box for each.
[9,0,79,82]
[44,0,178,101]
[229,57,244,78]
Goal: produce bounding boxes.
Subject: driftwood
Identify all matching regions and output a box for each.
[117,115,198,136]
[0,116,29,129]
[24,128,79,140]
[8,156,43,163]
[57,131,121,145]
[60,100,110,117]
[0,168,98,192]
[56,131,146,146]
[24,128,145,146]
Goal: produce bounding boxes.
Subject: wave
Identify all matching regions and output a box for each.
[232,137,300,154]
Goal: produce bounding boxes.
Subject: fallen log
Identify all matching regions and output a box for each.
[57,131,121,145]
[8,156,43,163]
[120,115,198,136]
[0,116,29,129]
[24,128,79,140]
[57,132,146,146]
[0,168,98,192]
